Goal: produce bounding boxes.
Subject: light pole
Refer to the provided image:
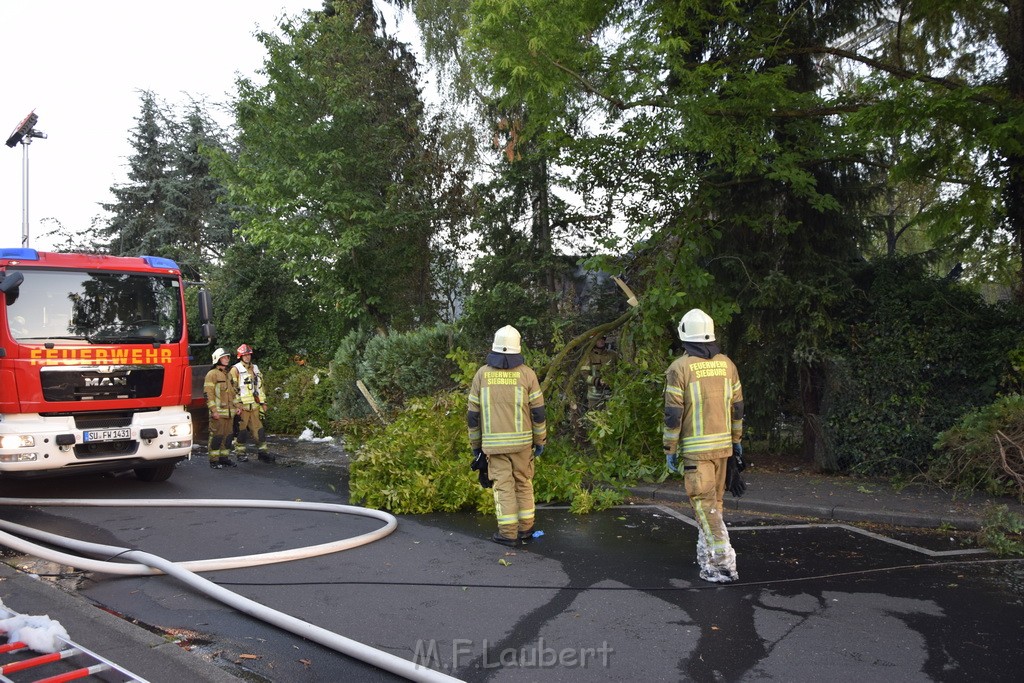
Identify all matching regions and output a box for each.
[5,111,47,248]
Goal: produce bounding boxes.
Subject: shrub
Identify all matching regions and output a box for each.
[263,363,334,436]
[349,392,487,514]
[584,349,666,484]
[821,258,1022,475]
[330,327,375,422]
[348,389,623,515]
[977,504,1024,557]
[359,324,464,408]
[932,394,1024,499]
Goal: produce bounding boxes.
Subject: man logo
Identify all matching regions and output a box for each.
[84,377,128,387]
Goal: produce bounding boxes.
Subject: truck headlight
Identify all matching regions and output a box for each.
[0,435,35,449]
[168,423,192,438]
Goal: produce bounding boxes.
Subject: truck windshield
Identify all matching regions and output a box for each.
[5,269,182,344]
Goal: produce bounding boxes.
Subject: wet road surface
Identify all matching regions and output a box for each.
[2,442,1022,682]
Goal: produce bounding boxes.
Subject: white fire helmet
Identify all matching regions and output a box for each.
[492,325,522,354]
[678,309,715,342]
[212,347,230,364]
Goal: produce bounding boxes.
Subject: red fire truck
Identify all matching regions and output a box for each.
[0,248,214,482]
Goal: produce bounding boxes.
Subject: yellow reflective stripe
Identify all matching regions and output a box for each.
[482,433,533,449]
[681,433,732,454]
[666,384,684,399]
[529,389,542,402]
[515,386,523,433]
[481,387,491,435]
[689,382,702,435]
[518,509,535,520]
[496,513,518,524]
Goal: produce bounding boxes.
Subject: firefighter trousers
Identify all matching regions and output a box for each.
[683,457,737,577]
[487,447,535,540]
[234,405,267,454]
[208,412,233,459]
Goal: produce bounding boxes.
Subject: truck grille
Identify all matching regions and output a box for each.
[40,365,164,402]
[74,439,139,459]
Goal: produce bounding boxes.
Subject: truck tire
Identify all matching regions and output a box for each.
[134,462,176,482]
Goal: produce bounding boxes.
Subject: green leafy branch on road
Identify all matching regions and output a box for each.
[978,505,1024,557]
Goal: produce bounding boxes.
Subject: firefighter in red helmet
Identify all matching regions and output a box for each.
[229,344,273,462]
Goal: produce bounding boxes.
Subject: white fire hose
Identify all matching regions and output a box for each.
[0,497,462,683]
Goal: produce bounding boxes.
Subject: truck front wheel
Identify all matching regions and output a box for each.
[134,462,176,482]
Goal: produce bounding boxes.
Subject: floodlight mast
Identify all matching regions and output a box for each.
[5,111,47,248]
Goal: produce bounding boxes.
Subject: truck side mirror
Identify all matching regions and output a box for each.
[1,271,24,304]
[198,289,213,324]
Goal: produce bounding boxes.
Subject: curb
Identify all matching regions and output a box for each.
[627,485,983,531]
[0,562,241,683]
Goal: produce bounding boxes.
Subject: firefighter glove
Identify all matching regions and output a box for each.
[534,444,544,458]
[725,455,746,497]
[470,448,485,471]
[665,453,679,473]
[732,442,745,471]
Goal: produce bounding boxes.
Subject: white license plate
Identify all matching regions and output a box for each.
[83,428,131,443]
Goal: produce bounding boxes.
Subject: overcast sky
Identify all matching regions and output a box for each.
[0,1,330,251]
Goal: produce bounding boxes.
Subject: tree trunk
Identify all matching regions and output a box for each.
[1004,0,1024,301]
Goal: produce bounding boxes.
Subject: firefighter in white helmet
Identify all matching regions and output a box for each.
[230,343,273,462]
[468,325,547,547]
[663,309,745,582]
[204,348,238,469]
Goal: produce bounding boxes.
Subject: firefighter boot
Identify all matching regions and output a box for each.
[491,532,519,547]
[217,456,237,468]
[257,449,276,463]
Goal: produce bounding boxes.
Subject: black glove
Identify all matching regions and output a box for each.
[732,442,746,472]
[471,449,492,488]
[470,448,485,471]
[725,454,746,498]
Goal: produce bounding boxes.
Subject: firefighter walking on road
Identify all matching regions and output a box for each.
[468,325,547,547]
[663,309,745,583]
[230,344,274,463]
[204,348,238,469]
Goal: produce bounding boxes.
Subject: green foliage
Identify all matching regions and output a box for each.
[348,392,486,513]
[330,327,376,422]
[584,352,666,483]
[97,92,235,280]
[210,240,337,368]
[458,281,555,354]
[359,324,465,408]
[347,389,631,515]
[977,505,1024,557]
[933,394,1024,499]
[262,363,334,436]
[214,0,449,333]
[823,258,1022,475]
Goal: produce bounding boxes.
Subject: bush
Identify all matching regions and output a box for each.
[932,394,1024,499]
[359,324,464,408]
[349,392,488,514]
[584,349,666,484]
[821,258,1022,475]
[977,504,1024,557]
[348,388,628,515]
[263,363,334,436]
[330,327,376,422]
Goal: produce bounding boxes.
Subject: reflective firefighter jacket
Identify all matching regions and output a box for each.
[468,363,547,454]
[204,364,236,418]
[230,361,265,408]
[663,353,743,460]
[582,347,617,401]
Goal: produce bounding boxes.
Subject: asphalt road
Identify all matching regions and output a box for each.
[3,441,1023,682]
